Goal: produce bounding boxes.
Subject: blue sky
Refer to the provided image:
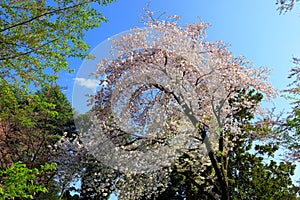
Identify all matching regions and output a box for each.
[58,1,300,199]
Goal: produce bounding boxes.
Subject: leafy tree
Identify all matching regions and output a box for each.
[226,90,298,199]
[227,89,299,199]
[0,81,55,169]
[0,0,116,86]
[0,161,56,200]
[1,0,116,198]
[0,84,74,166]
[0,84,77,199]
[228,146,298,199]
[275,0,300,188]
[36,85,75,137]
[281,63,300,161]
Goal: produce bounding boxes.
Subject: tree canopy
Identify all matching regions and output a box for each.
[0,0,115,86]
[0,0,116,198]
[63,13,291,200]
[1,1,300,199]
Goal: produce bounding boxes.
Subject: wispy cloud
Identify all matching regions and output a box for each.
[74,78,99,90]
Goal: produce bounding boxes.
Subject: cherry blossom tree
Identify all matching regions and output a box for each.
[66,11,277,199]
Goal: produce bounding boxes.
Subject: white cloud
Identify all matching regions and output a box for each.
[74,78,99,90]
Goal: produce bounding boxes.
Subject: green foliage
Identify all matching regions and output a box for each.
[0,83,72,165]
[35,85,75,136]
[228,89,299,199]
[0,161,56,200]
[0,83,76,198]
[0,0,116,86]
[280,64,300,161]
[228,142,298,199]
[0,1,116,199]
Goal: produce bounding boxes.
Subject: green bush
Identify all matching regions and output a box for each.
[0,161,56,200]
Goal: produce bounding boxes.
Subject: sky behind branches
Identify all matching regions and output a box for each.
[57,1,300,199]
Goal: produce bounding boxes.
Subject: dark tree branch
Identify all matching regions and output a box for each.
[1,2,88,32]
[0,39,57,61]
[150,82,229,200]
